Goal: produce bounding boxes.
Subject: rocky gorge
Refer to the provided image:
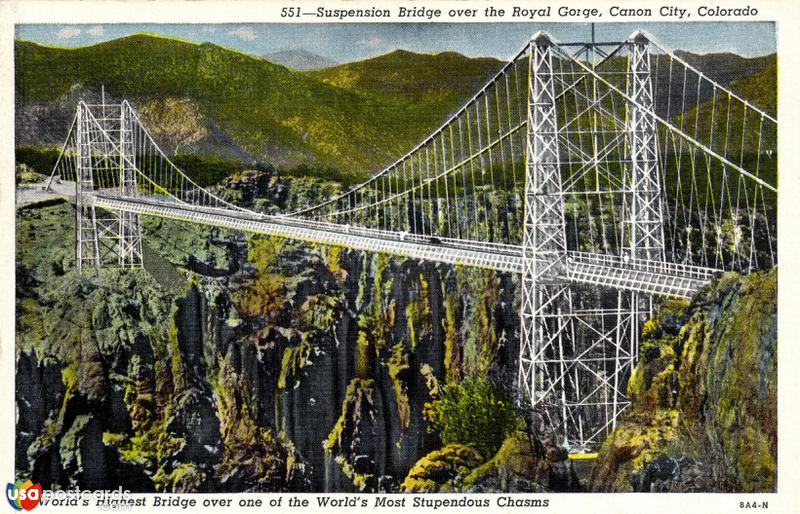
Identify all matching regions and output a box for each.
[15,169,777,493]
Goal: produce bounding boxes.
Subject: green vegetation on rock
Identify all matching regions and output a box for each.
[214,355,307,491]
[463,430,560,492]
[405,272,431,351]
[355,254,394,377]
[400,444,483,492]
[387,343,411,431]
[324,378,386,491]
[138,97,208,155]
[309,49,502,147]
[16,162,47,184]
[232,237,289,320]
[442,291,462,384]
[591,270,777,492]
[278,341,312,390]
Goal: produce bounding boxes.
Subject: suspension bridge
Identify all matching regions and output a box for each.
[43,30,778,451]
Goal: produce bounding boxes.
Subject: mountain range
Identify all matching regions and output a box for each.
[15,34,776,180]
[263,49,337,70]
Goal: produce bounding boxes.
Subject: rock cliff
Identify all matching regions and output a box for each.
[590,270,777,492]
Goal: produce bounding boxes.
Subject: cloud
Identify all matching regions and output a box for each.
[360,36,383,49]
[56,26,81,39]
[228,26,256,41]
[87,26,104,37]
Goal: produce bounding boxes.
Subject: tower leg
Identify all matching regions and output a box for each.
[626,31,666,264]
[118,102,143,267]
[611,31,668,432]
[625,33,666,340]
[518,33,580,447]
[76,102,101,272]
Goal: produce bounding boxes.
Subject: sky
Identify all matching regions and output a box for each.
[15,22,776,63]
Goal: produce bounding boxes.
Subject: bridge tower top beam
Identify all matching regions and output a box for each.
[530,31,555,46]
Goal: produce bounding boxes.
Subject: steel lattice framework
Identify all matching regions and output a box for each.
[519,33,579,445]
[46,30,778,451]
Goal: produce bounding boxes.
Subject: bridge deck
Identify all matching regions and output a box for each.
[94,195,718,298]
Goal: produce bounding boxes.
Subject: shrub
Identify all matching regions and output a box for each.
[429,375,522,458]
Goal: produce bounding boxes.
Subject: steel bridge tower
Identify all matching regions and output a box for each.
[616,31,667,424]
[75,101,143,271]
[518,31,665,449]
[518,32,577,444]
[75,102,100,271]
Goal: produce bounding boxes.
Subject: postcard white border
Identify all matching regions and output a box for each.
[2,1,799,512]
